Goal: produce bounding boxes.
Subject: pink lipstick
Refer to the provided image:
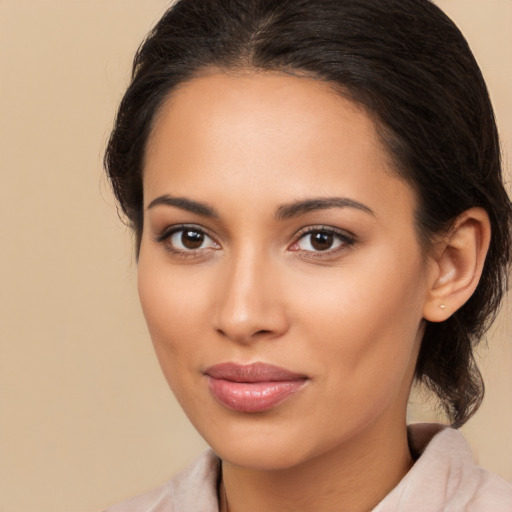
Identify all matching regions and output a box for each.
[205,362,308,413]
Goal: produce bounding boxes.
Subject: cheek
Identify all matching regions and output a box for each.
[289,250,426,388]
[137,264,210,419]
[136,252,209,372]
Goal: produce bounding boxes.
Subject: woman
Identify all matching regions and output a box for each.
[103,0,512,510]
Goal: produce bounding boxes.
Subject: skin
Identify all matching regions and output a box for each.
[137,72,489,512]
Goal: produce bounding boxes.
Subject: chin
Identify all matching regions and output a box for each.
[214,439,311,471]
[193,415,324,471]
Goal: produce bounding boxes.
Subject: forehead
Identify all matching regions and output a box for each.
[147,72,379,166]
[143,72,414,219]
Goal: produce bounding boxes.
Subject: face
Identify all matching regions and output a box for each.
[138,72,431,470]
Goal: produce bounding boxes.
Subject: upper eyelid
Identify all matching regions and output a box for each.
[154,223,216,242]
[292,225,356,241]
[155,225,220,257]
[289,226,356,254]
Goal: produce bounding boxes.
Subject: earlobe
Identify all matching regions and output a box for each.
[423,208,491,322]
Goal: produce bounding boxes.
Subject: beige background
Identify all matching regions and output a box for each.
[0,1,510,511]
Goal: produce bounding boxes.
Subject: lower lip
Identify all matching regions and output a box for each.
[207,377,307,413]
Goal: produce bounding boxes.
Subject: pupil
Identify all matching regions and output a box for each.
[182,230,204,249]
[311,231,333,251]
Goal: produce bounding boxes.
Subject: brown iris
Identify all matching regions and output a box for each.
[181,230,204,249]
[310,231,334,251]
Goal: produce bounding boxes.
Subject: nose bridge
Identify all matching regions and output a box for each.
[214,243,286,342]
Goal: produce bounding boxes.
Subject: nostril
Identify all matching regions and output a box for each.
[216,327,273,338]
[255,329,272,336]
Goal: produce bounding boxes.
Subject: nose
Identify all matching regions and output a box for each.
[213,249,289,344]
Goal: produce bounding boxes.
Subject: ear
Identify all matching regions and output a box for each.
[423,207,491,322]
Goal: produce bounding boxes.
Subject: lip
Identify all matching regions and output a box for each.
[205,362,308,413]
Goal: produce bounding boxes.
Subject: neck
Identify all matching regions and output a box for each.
[220,419,413,512]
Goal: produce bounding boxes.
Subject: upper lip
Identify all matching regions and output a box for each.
[204,362,307,383]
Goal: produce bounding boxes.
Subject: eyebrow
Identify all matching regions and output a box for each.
[275,197,375,220]
[147,194,374,220]
[147,195,219,218]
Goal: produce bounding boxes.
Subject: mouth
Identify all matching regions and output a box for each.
[204,362,308,413]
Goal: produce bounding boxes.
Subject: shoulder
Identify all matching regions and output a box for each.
[374,423,512,512]
[102,450,221,512]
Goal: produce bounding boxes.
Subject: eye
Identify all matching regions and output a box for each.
[170,228,214,250]
[290,227,355,253]
[156,225,220,254]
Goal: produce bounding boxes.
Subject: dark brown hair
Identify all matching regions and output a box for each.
[105,0,512,427]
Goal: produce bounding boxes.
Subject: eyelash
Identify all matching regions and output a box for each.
[290,226,356,258]
[154,224,220,259]
[154,224,356,259]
